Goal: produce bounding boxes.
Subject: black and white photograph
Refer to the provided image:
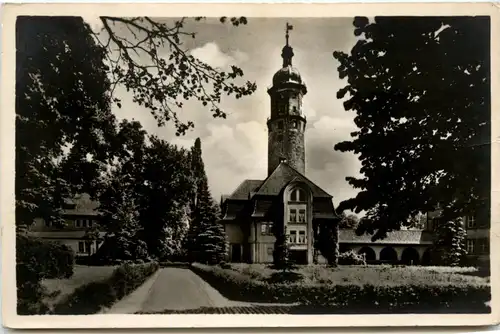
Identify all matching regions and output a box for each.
[1,2,499,329]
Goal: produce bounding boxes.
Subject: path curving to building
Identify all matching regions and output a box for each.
[106,267,296,314]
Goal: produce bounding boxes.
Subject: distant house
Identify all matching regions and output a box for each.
[27,193,105,256]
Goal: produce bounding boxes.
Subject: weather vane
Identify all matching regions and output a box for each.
[285,22,294,46]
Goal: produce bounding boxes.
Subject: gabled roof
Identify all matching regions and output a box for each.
[227,179,263,200]
[339,229,433,245]
[256,162,331,198]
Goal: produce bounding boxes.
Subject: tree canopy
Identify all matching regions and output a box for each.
[333,16,490,240]
[16,16,256,228]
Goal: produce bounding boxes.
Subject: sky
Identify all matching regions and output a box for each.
[84,17,362,208]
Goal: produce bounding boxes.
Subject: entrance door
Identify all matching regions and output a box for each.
[231,244,242,262]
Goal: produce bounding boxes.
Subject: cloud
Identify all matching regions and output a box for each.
[305,115,361,206]
[190,42,248,70]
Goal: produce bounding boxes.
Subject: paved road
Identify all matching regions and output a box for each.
[140,267,233,313]
[106,267,296,314]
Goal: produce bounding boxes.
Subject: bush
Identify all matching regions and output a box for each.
[190,263,491,313]
[16,234,75,314]
[53,261,159,314]
[338,251,366,265]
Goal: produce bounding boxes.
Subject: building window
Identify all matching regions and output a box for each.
[298,230,306,244]
[478,238,489,254]
[261,222,273,235]
[467,216,476,228]
[289,209,297,223]
[289,230,297,244]
[298,209,306,223]
[298,190,306,202]
[466,239,475,254]
[267,247,274,255]
[289,189,306,202]
[277,120,283,131]
[277,134,283,142]
[78,241,86,253]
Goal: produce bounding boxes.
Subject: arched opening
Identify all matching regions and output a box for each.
[358,247,376,262]
[401,247,420,265]
[379,247,398,264]
[421,248,432,266]
[290,188,306,202]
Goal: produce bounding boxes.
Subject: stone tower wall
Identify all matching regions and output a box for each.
[267,116,306,175]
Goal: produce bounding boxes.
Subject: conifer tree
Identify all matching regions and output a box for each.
[185,138,227,264]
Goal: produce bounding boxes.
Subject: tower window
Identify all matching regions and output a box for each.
[277,120,283,130]
[292,120,297,128]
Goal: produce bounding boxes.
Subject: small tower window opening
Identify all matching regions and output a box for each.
[277,120,283,131]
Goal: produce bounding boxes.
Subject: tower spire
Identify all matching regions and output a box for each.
[282,22,294,67]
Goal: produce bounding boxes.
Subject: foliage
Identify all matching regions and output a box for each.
[338,212,360,229]
[273,226,295,271]
[16,234,75,315]
[315,221,339,266]
[430,217,467,266]
[92,17,256,134]
[54,262,159,314]
[191,263,490,313]
[16,16,117,228]
[338,250,366,265]
[333,17,490,240]
[96,122,194,261]
[227,263,488,286]
[139,137,195,259]
[185,139,227,264]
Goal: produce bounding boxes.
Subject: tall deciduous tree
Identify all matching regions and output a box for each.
[16,16,117,227]
[333,16,490,240]
[92,16,256,134]
[17,16,256,228]
[139,137,195,259]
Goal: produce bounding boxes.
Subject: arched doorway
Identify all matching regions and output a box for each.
[358,247,376,262]
[380,247,398,264]
[401,247,420,265]
[421,248,432,266]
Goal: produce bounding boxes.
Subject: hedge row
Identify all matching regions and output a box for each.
[17,234,75,315]
[53,262,159,314]
[191,263,491,313]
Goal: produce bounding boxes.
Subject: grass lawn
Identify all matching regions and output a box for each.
[42,265,117,308]
[228,263,490,287]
